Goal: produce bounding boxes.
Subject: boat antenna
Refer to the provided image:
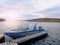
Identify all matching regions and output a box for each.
[34,24,36,29]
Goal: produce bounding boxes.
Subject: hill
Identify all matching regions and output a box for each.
[27,18,60,22]
[0,18,5,22]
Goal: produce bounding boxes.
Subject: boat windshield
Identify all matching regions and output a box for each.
[11,24,37,32]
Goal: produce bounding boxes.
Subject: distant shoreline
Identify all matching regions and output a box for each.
[26,18,60,22]
[0,18,5,22]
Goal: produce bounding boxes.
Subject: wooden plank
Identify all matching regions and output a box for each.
[0,42,17,45]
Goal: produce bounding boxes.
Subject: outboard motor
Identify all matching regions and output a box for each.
[39,26,45,31]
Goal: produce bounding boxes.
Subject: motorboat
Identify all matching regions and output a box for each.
[4,27,47,39]
[4,24,48,42]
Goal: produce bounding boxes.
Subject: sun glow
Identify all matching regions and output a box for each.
[0,10,20,21]
[4,14,18,20]
[3,20,19,31]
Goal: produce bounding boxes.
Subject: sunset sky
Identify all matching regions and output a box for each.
[0,0,60,20]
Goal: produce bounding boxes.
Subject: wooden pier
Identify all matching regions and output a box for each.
[0,42,17,45]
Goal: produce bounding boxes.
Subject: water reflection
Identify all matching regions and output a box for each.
[2,20,19,32]
[0,21,60,45]
[2,20,30,32]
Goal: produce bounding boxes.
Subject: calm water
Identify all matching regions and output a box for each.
[0,20,60,45]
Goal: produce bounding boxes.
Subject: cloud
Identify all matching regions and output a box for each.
[18,14,39,20]
[0,0,60,20]
[38,6,60,18]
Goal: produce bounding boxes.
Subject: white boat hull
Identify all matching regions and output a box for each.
[12,31,47,44]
